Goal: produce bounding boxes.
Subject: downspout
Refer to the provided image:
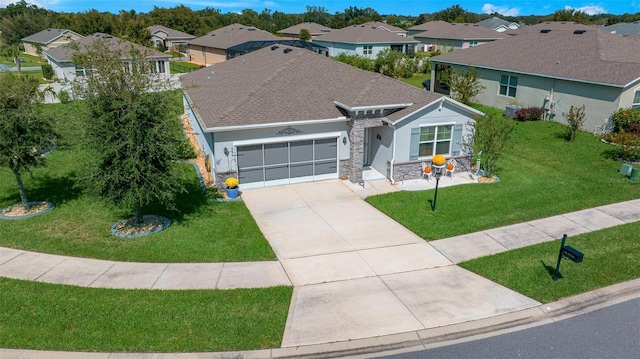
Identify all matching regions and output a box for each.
[389,123,397,184]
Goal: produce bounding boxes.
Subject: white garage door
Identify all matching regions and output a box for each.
[237,138,338,188]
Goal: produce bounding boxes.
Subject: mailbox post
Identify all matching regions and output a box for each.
[553,234,584,281]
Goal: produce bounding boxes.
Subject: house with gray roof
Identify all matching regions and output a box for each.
[277,22,333,39]
[187,24,280,66]
[22,28,83,57]
[148,25,195,52]
[180,45,480,189]
[475,17,520,32]
[313,22,418,58]
[430,22,640,132]
[410,21,503,53]
[604,20,640,37]
[44,33,170,83]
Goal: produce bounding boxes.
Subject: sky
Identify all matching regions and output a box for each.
[1,0,637,17]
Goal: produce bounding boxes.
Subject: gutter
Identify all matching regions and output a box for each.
[389,123,397,184]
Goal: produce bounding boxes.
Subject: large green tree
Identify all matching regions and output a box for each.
[448,66,485,105]
[70,38,186,224]
[0,72,58,210]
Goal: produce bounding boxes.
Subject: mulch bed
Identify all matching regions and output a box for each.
[112,214,171,236]
[1,201,51,217]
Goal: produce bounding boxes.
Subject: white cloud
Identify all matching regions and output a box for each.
[564,4,607,15]
[0,0,48,8]
[482,3,520,17]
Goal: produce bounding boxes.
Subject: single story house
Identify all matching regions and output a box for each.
[277,22,333,40]
[22,28,83,57]
[313,21,418,58]
[429,22,640,132]
[44,33,170,83]
[148,25,195,52]
[187,24,280,66]
[475,17,520,32]
[180,45,481,190]
[409,21,503,52]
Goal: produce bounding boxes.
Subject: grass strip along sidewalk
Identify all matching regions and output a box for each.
[0,279,292,352]
[460,221,640,303]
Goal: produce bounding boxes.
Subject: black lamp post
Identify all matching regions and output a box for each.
[431,163,445,211]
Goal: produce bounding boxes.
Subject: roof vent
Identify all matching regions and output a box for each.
[248,28,255,31]
[573,30,586,34]
[321,29,331,32]
[540,29,551,33]
[283,48,292,54]
[271,45,279,50]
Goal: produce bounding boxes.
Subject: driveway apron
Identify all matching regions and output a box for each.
[241,180,540,347]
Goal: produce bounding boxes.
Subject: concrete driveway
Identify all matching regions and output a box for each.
[241,180,540,347]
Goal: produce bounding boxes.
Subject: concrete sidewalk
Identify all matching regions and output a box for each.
[1,178,639,357]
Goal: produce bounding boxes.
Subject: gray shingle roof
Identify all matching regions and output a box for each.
[412,22,504,40]
[604,20,640,37]
[314,22,417,45]
[180,45,444,129]
[408,20,453,32]
[187,23,280,49]
[44,33,169,63]
[22,28,82,44]
[475,17,517,30]
[148,25,195,40]
[431,25,640,87]
[277,22,334,36]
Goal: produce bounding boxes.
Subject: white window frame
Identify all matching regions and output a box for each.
[633,89,640,109]
[469,40,478,47]
[499,74,518,97]
[418,123,454,158]
[363,45,372,55]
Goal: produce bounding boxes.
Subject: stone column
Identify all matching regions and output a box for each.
[347,117,384,183]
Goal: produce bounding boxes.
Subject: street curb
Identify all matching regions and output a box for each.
[1,279,637,359]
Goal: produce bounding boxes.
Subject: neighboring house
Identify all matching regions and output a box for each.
[410,21,503,52]
[21,28,83,57]
[604,20,640,37]
[277,22,333,40]
[148,25,195,52]
[187,24,280,66]
[180,45,480,190]
[429,22,640,132]
[44,33,171,83]
[226,39,328,59]
[476,17,520,32]
[313,22,418,58]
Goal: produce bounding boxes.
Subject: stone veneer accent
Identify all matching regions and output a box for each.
[346,117,384,183]
[388,156,472,182]
[215,171,238,191]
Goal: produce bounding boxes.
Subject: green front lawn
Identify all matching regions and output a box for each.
[0,53,47,67]
[0,278,292,352]
[400,73,429,89]
[460,222,640,303]
[0,99,275,262]
[367,120,640,240]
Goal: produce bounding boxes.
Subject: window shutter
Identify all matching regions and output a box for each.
[451,124,464,156]
[409,127,420,160]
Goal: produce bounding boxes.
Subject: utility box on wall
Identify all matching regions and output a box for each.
[505,105,522,119]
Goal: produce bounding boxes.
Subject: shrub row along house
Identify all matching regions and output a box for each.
[180,45,480,190]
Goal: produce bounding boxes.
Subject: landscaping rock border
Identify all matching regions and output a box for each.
[0,201,55,220]
[110,215,172,238]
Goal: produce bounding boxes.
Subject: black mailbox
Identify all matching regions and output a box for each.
[561,246,583,263]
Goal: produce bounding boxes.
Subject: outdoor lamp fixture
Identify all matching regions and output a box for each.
[343,136,348,145]
[431,154,446,211]
[223,147,229,156]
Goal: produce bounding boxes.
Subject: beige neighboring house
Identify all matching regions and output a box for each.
[148,25,195,52]
[430,22,640,132]
[409,21,503,52]
[180,45,480,190]
[22,28,83,57]
[277,22,333,40]
[187,24,280,66]
[44,33,171,83]
[313,21,418,58]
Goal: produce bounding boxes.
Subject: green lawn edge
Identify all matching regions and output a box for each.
[0,279,292,352]
[459,222,640,303]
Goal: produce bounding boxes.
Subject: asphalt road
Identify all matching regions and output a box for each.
[380,298,640,359]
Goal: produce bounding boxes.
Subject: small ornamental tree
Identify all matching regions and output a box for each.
[563,105,586,142]
[299,28,311,41]
[448,66,485,105]
[473,114,515,176]
[71,37,186,225]
[0,72,58,210]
